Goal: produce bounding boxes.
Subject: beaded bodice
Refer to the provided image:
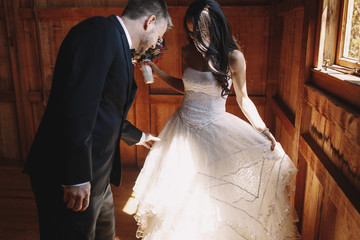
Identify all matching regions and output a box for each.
[179,68,232,128]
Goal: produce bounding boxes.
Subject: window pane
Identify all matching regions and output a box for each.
[343,0,360,60]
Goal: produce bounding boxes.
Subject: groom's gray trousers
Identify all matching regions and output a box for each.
[30,176,115,240]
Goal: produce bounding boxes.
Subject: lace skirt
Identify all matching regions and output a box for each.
[133,110,301,240]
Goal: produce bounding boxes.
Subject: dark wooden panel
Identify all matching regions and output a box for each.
[277,9,303,114]
[0,18,13,91]
[0,91,16,101]
[30,101,45,133]
[22,19,42,92]
[0,102,22,162]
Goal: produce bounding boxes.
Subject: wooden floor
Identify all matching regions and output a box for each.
[0,165,140,240]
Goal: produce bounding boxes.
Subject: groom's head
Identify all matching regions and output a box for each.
[122,0,173,54]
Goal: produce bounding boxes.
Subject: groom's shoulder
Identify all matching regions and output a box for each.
[78,16,112,26]
[73,16,115,32]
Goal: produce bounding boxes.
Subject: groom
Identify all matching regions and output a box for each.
[24,0,172,239]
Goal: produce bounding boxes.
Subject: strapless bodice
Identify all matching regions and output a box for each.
[179,68,231,128]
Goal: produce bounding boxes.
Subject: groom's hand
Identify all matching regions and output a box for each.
[137,133,161,149]
[63,182,91,212]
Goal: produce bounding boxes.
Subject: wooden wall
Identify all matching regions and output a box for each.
[1,0,360,239]
[272,0,360,239]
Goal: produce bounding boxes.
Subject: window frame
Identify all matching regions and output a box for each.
[336,0,360,70]
[312,0,360,110]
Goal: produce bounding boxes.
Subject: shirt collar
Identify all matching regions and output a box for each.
[116,16,132,49]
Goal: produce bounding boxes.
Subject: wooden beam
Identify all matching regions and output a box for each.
[299,133,360,221]
[0,8,4,18]
[271,95,295,137]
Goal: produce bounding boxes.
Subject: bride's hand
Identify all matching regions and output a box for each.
[261,128,276,151]
[141,60,160,77]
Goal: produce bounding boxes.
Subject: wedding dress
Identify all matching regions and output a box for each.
[133,67,301,239]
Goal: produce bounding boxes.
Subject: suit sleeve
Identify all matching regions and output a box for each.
[54,18,116,185]
[121,120,143,146]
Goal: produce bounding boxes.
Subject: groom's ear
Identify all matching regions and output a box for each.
[144,15,157,31]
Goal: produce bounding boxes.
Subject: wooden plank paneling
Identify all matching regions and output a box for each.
[300,134,360,219]
[304,84,360,190]
[22,19,42,92]
[301,166,323,240]
[0,103,22,162]
[332,207,360,239]
[4,0,35,161]
[230,15,270,95]
[275,116,294,156]
[318,196,337,240]
[271,94,295,137]
[0,18,13,91]
[265,14,283,133]
[277,9,303,114]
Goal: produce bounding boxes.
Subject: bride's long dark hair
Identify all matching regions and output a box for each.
[184,0,239,97]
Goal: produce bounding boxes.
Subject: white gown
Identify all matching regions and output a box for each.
[133,67,301,240]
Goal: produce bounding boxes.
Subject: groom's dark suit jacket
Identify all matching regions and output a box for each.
[24,15,142,195]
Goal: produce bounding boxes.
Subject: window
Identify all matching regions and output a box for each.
[337,0,360,70]
[312,0,360,108]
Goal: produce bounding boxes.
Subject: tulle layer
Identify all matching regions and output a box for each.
[133,110,300,240]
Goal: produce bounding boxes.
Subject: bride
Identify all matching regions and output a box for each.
[133,0,301,239]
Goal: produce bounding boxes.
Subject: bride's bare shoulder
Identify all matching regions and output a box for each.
[229,49,246,72]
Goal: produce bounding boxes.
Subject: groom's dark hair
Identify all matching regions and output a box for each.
[122,0,173,29]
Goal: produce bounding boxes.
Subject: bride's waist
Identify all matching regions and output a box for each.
[179,95,226,127]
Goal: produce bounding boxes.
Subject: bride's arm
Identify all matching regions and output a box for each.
[142,54,184,94]
[230,50,276,150]
[142,61,184,93]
